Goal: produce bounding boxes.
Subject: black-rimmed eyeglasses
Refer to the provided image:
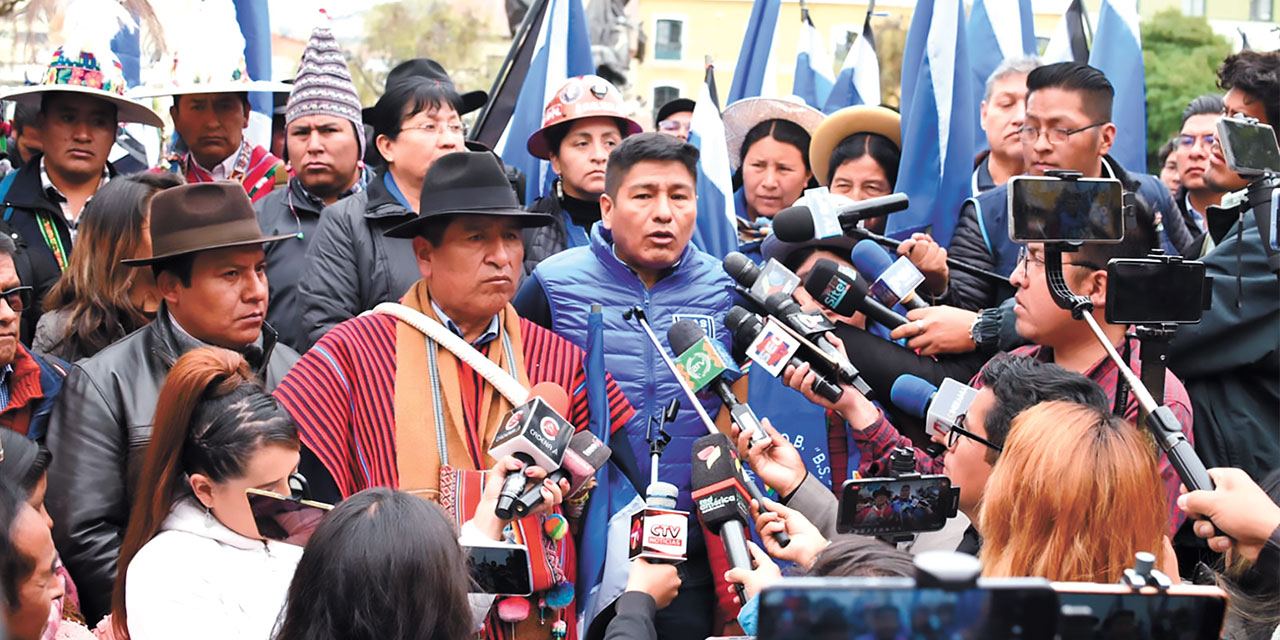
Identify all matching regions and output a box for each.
[0,286,32,313]
[947,414,1003,453]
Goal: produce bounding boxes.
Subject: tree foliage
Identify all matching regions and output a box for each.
[1141,9,1232,172]
[353,0,496,106]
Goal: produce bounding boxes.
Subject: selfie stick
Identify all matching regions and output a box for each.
[647,399,677,487]
[1042,246,1215,495]
[624,306,792,548]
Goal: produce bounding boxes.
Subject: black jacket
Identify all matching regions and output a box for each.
[0,155,88,344]
[521,182,601,275]
[44,310,299,623]
[297,171,420,349]
[255,179,325,353]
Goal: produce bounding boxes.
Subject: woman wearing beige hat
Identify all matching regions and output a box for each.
[808,105,902,234]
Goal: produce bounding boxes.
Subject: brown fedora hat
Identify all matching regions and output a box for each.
[124,182,295,265]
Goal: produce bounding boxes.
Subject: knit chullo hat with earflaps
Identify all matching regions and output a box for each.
[284,26,366,158]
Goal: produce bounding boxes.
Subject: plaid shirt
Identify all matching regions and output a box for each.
[852,335,1194,536]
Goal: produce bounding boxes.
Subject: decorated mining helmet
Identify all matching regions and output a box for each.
[525,75,642,160]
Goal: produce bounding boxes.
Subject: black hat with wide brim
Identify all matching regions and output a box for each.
[385,152,552,239]
[362,58,487,123]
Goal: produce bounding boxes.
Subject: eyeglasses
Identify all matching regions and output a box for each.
[1178,133,1216,149]
[1017,121,1107,145]
[0,286,32,312]
[400,120,465,136]
[1015,246,1101,278]
[946,414,1003,453]
[658,120,690,133]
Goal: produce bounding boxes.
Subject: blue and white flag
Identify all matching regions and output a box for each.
[688,65,739,260]
[967,0,1037,152]
[728,0,782,103]
[233,0,274,150]
[824,10,880,112]
[1089,0,1146,171]
[1043,0,1090,64]
[792,8,834,110]
[891,0,975,247]
[493,0,596,204]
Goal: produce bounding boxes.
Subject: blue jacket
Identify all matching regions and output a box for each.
[513,223,736,513]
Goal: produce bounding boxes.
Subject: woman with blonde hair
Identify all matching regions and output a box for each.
[979,400,1169,583]
[34,172,182,362]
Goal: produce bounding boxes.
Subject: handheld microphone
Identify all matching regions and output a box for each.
[691,433,758,601]
[890,375,979,457]
[489,382,574,520]
[724,252,802,304]
[803,258,910,330]
[667,320,770,447]
[772,193,911,240]
[725,306,844,404]
[628,481,689,564]
[773,207,1011,287]
[511,430,612,517]
[850,240,930,311]
[691,431,791,548]
[761,292,873,397]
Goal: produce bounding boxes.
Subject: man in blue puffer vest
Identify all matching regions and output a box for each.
[514,133,736,638]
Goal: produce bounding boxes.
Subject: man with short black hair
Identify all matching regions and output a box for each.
[0,482,63,640]
[45,182,300,623]
[515,132,737,637]
[1172,94,1228,242]
[1168,49,1280,483]
[0,234,67,441]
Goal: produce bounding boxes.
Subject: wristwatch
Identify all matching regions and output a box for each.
[969,307,1003,354]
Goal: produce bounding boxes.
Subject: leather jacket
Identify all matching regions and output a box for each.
[44,309,299,624]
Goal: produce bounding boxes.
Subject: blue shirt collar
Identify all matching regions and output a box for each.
[430,300,500,347]
[383,171,416,211]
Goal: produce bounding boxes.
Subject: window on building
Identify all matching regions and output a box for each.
[653,86,680,112]
[655,19,684,61]
[1250,0,1273,21]
[832,28,857,65]
[1183,0,1205,16]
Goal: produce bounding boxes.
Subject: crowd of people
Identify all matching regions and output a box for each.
[0,12,1277,640]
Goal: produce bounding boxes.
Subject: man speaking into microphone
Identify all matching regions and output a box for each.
[273,152,635,640]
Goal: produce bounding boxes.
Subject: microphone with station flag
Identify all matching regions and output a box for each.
[850,239,930,311]
[761,292,873,397]
[628,481,689,564]
[489,382,575,520]
[667,320,770,447]
[772,192,911,240]
[691,432,758,601]
[803,258,910,330]
[723,251,802,305]
[890,375,979,458]
[511,430,611,518]
[725,306,844,404]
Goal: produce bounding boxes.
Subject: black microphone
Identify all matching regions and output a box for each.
[772,193,910,240]
[773,208,1011,286]
[850,239,930,311]
[723,251,761,290]
[667,320,770,447]
[691,433,758,601]
[803,258,910,330]
[489,383,574,520]
[725,306,845,404]
[761,292,873,397]
[511,430,611,517]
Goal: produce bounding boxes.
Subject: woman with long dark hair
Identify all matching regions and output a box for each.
[272,488,474,640]
[34,172,181,362]
[111,347,302,639]
[807,105,902,234]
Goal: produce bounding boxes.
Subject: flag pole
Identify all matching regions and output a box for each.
[469,0,550,141]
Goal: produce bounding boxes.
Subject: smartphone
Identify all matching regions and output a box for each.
[245,488,332,546]
[1270,188,1279,252]
[1216,116,1280,177]
[1104,257,1208,325]
[1053,582,1228,640]
[465,541,533,596]
[757,577,1059,640]
[837,476,958,536]
[1008,176,1124,243]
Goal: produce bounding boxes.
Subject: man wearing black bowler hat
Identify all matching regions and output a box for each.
[43,181,301,623]
[276,151,635,640]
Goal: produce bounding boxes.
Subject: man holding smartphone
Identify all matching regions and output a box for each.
[1168,49,1280,484]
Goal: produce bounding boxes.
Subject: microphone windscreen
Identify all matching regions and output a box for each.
[764,291,802,317]
[803,258,867,317]
[689,433,752,532]
[667,319,709,356]
[689,432,742,490]
[771,206,816,242]
[725,306,756,335]
[802,259,841,301]
[722,252,760,288]
[567,431,611,469]
[890,374,938,419]
[528,382,569,417]
[850,239,894,280]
